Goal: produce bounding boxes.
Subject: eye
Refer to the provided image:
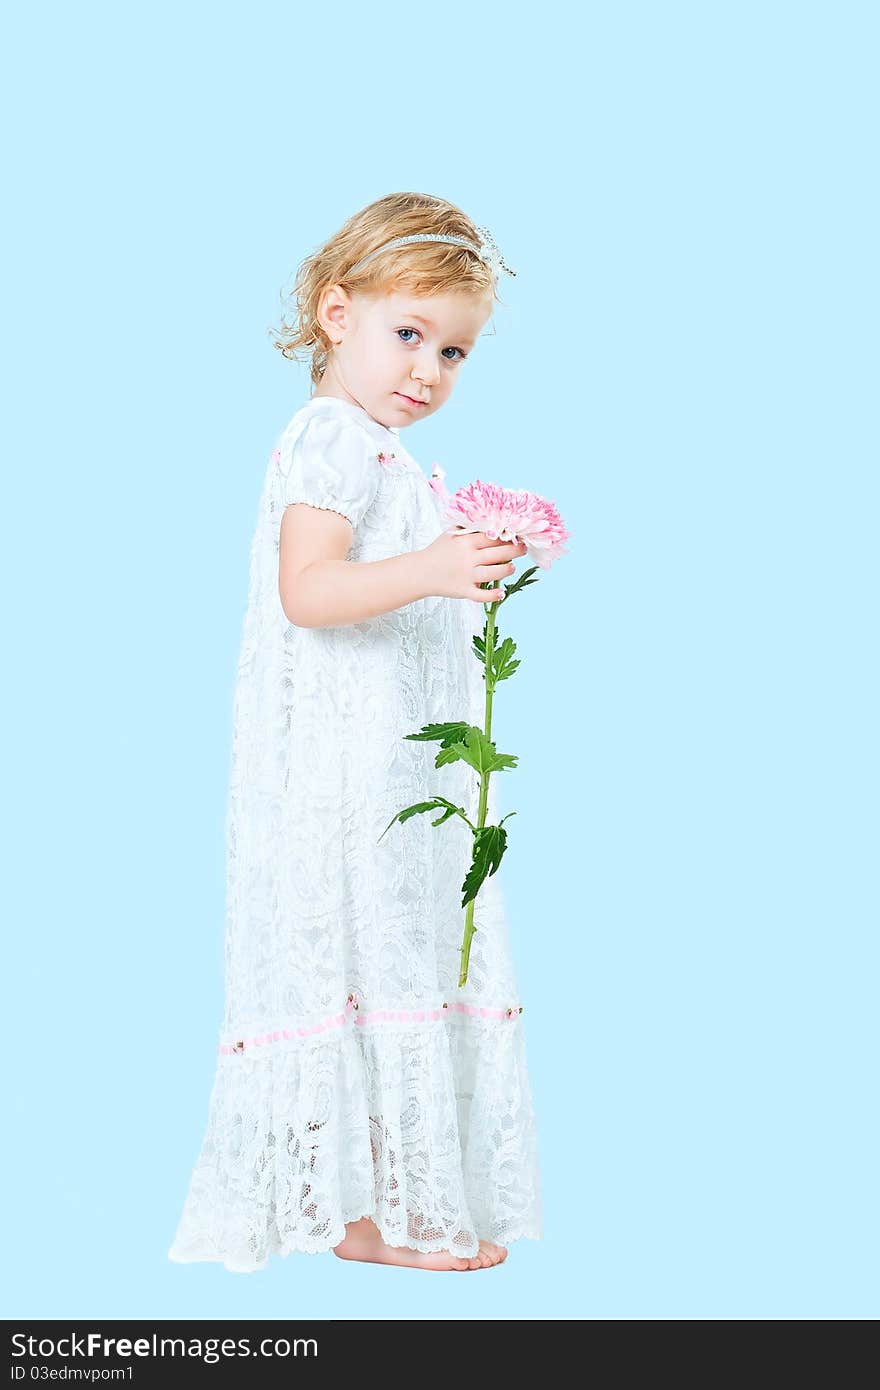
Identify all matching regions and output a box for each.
[396,327,467,363]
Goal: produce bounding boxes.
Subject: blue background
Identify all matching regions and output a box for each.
[4,1,877,1320]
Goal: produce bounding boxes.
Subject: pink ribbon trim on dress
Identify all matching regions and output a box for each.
[219,992,523,1055]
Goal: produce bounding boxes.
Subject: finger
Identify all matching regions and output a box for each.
[474,587,504,602]
[476,561,516,580]
[475,536,526,558]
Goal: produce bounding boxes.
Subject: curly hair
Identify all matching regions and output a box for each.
[268,192,506,387]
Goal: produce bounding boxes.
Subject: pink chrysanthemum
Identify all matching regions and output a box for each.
[441,478,570,570]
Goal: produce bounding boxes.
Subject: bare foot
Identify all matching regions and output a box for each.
[332,1216,508,1271]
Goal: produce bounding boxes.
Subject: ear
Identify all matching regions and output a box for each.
[317,283,354,346]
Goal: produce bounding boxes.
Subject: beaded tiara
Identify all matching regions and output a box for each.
[347,226,516,280]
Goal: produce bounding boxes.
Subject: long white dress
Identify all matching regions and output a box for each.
[167,394,543,1273]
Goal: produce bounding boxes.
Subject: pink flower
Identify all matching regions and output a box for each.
[442,478,570,570]
[377,450,397,467]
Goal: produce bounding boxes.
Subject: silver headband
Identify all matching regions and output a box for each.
[347,226,516,280]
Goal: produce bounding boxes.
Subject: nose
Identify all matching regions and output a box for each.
[412,348,441,387]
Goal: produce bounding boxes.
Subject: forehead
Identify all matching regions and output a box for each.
[380,290,491,339]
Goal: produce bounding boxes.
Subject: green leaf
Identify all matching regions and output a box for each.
[436,742,467,769]
[461,824,509,907]
[487,751,519,772]
[377,800,440,842]
[377,796,470,843]
[490,635,521,685]
[436,725,519,776]
[403,721,470,747]
[474,626,522,685]
[449,728,487,776]
[500,564,541,600]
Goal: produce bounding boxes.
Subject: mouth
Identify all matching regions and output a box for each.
[395,392,429,407]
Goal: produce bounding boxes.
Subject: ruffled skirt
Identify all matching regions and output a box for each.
[167,995,542,1273]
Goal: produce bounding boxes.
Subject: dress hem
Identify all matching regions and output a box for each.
[167,1212,543,1275]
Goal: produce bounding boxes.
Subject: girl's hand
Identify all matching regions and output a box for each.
[417,530,528,603]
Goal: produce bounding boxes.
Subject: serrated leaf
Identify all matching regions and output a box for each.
[403,721,471,747]
[460,824,509,907]
[486,751,519,772]
[451,737,485,776]
[459,726,495,776]
[436,743,466,769]
[495,658,521,682]
[428,725,481,772]
[377,799,444,842]
[377,795,469,843]
[501,564,541,599]
[436,726,519,776]
[489,635,521,685]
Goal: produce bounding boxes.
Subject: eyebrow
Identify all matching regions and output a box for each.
[401,311,477,347]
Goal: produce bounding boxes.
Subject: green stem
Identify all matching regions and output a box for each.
[459,589,499,987]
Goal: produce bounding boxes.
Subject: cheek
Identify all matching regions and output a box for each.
[367,335,393,370]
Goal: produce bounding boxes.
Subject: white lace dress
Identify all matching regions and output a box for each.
[167,394,543,1273]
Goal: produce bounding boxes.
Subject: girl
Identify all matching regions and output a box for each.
[168,192,543,1274]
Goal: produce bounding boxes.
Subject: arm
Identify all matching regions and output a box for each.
[279,503,428,628]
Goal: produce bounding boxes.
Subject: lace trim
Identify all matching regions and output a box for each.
[220,992,525,1055]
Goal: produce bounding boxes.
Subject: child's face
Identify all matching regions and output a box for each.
[317,286,493,428]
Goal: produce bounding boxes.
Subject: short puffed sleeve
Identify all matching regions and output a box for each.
[277,414,381,530]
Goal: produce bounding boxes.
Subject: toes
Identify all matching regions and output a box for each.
[484,1241,508,1265]
[452,1241,510,1270]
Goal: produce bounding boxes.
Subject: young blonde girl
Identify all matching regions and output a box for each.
[168,191,542,1274]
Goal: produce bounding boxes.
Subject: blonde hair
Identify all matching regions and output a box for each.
[268,192,504,386]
